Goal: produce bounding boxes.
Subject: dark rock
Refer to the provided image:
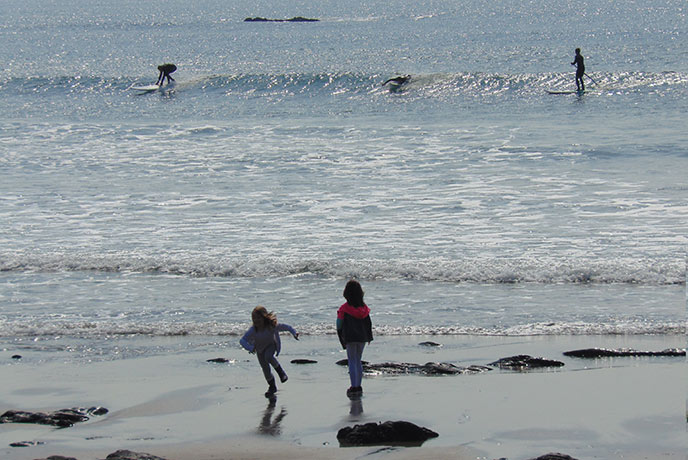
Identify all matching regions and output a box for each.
[88,406,108,416]
[34,456,77,460]
[291,359,317,364]
[105,450,167,460]
[1,409,86,427]
[337,420,439,446]
[489,355,565,370]
[528,453,579,460]
[9,440,44,447]
[365,361,491,375]
[206,357,229,363]
[336,359,369,366]
[11,354,22,359]
[337,359,489,375]
[0,407,107,428]
[418,341,442,347]
[244,16,319,22]
[563,348,686,358]
[288,16,319,22]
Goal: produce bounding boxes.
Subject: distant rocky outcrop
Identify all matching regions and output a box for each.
[418,341,442,347]
[0,407,107,428]
[244,16,319,22]
[206,357,230,363]
[291,358,318,364]
[489,355,565,370]
[563,348,685,358]
[337,420,438,446]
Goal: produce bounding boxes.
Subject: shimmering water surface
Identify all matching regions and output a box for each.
[0,0,686,358]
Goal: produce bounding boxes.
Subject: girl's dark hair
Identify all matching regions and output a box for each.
[343,280,365,308]
[252,306,277,330]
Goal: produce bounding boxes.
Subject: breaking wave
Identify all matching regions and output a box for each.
[1,71,685,100]
[0,252,683,285]
[0,319,683,338]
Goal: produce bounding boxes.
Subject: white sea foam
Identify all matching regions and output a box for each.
[0,251,682,285]
[1,0,685,347]
[1,319,683,339]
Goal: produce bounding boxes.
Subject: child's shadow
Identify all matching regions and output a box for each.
[258,397,287,436]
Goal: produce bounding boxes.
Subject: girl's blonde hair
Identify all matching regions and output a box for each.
[251,306,277,330]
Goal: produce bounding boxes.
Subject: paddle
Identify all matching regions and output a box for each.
[584,73,599,86]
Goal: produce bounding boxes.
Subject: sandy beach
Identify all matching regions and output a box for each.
[1,334,685,460]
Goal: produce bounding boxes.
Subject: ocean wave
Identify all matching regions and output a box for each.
[1,71,685,100]
[0,252,683,285]
[0,319,683,338]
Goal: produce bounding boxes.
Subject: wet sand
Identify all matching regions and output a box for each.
[1,334,685,460]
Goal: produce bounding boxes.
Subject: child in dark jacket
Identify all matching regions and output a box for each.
[240,306,299,397]
[336,280,373,396]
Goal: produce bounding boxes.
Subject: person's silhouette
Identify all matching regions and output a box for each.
[571,48,585,91]
[156,63,177,86]
[382,75,411,87]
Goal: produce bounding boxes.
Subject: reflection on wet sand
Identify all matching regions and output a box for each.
[349,395,363,417]
[258,397,287,436]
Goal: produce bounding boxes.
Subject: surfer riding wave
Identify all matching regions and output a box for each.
[156,63,177,86]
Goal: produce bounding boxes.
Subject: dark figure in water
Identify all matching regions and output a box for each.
[156,63,177,85]
[571,48,585,91]
[382,75,411,87]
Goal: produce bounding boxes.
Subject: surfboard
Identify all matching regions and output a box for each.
[547,89,587,95]
[131,84,161,92]
[387,81,405,93]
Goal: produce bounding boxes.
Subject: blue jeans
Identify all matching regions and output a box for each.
[346,342,365,387]
[257,344,280,382]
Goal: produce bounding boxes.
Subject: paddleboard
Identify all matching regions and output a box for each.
[547,89,588,95]
[131,84,161,92]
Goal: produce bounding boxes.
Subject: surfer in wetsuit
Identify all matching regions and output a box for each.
[382,75,410,87]
[571,48,585,91]
[156,63,177,86]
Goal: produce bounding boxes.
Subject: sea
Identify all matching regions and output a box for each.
[0,0,686,364]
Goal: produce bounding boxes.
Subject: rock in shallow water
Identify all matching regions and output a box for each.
[336,359,489,375]
[32,450,167,460]
[489,355,565,370]
[528,453,579,460]
[337,420,439,446]
[34,456,77,460]
[563,348,685,358]
[9,440,44,447]
[336,359,369,366]
[105,450,168,460]
[244,16,319,22]
[366,361,491,375]
[0,407,107,428]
